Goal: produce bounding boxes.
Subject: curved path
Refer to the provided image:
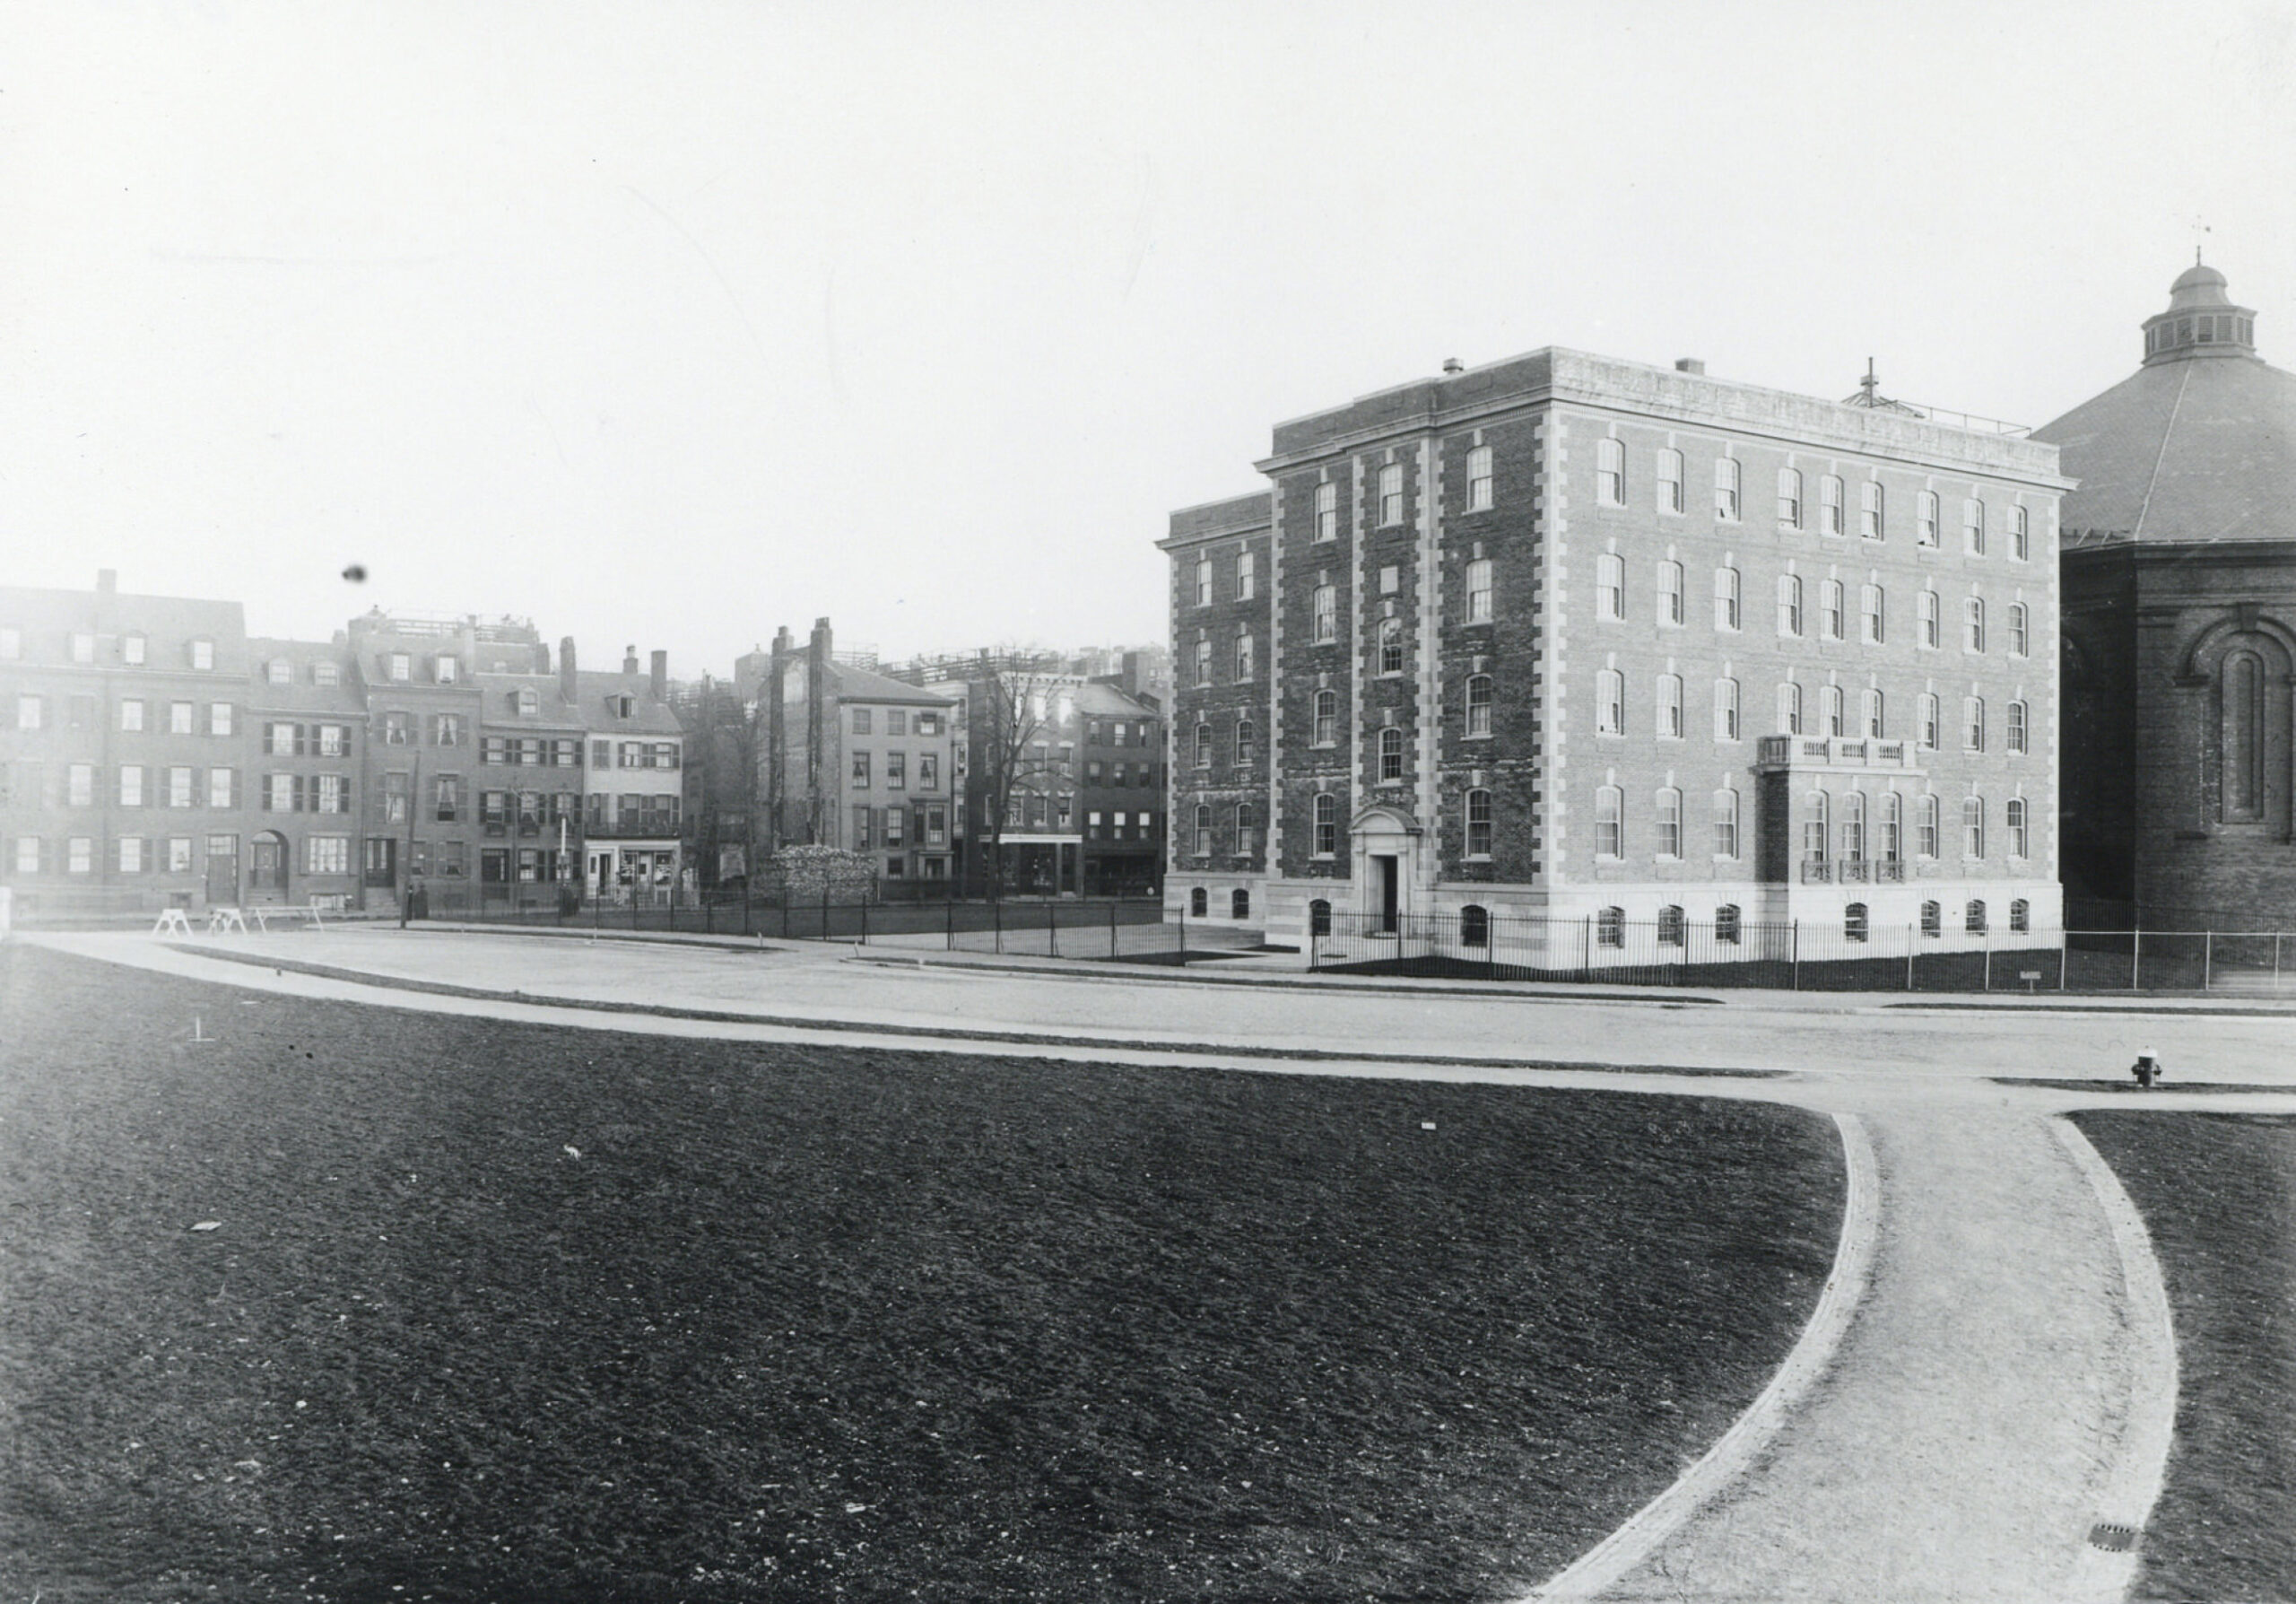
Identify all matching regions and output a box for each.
[33,928,2295,1601]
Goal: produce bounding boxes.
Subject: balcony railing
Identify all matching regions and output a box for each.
[1758,736,1921,771]
[1802,858,1908,884]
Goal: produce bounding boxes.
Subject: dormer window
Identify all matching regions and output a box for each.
[267,658,291,685]
[516,687,539,717]
[122,632,147,666]
[312,661,340,686]
[189,638,214,670]
[436,654,459,684]
[387,652,411,683]
[70,632,95,665]
[615,694,635,718]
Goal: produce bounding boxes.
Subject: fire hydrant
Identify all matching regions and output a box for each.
[2131,1046,2163,1089]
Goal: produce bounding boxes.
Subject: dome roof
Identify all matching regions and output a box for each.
[2170,261,2231,308]
[2036,335,2296,547]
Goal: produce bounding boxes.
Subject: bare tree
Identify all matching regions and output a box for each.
[966,650,1070,899]
[678,674,772,894]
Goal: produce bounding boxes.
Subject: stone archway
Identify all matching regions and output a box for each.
[1347,804,1424,933]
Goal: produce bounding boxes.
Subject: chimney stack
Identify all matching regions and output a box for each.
[649,649,668,703]
[1674,358,1706,375]
[805,618,831,842]
[623,644,639,676]
[560,636,578,705]
[1441,358,1464,375]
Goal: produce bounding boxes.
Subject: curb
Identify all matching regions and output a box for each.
[2051,1119,2180,1602]
[1519,1110,1882,1601]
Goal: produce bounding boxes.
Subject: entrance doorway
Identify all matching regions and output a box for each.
[1373,853,1400,933]
[250,832,288,900]
[204,834,239,905]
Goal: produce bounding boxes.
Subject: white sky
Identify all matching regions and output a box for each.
[4,1,2292,675]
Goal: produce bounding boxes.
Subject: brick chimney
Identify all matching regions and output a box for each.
[649,649,668,702]
[560,636,578,705]
[623,644,639,676]
[806,618,831,843]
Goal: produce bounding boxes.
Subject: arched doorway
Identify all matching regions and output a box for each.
[1347,805,1423,935]
[249,831,289,902]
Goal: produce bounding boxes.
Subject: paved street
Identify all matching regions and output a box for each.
[34,927,2296,1601]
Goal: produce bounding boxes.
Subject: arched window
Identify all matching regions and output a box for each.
[1714,678,1740,742]
[1234,631,1255,681]
[1465,558,1494,622]
[2010,505,2031,562]
[2006,701,2026,755]
[1311,584,1337,643]
[1596,669,1625,736]
[1803,790,1829,863]
[1596,786,1624,858]
[1378,726,1405,781]
[1236,802,1257,856]
[1918,589,1940,648]
[1963,796,1986,859]
[1657,904,1686,946]
[2223,649,2266,821]
[1190,886,1208,916]
[1714,567,1741,630]
[1465,789,1492,858]
[1657,674,1683,738]
[1917,490,1941,546]
[1465,675,1493,738]
[1920,900,1942,937]
[1778,681,1803,736]
[1822,684,1845,737]
[2006,798,2028,859]
[1919,693,1941,751]
[1195,557,1213,606]
[1194,804,1213,857]
[1820,475,1846,536]
[1962,498,1986,555]
[1378,617,1404,676]
[1881,791,1902,862]
[1379,462,1405,525]
[1313,690,1339,747]
[1820,580,1845,641]
[1840,791,1866,862]
[1314,480,1337,541]
[1596,906,1625,947]
[1656,787,1683,859]
[1466,446,1494,511]
[1964,697,1986,753]
[1235,549,1256,599]
[2010,898,2031,933]
[1861,584,1886,644]
[1964,597,1986,653]
[1309,898,1332,937]
[1194,723,1213,769]
[1714,456,1741,520]
[1712,788,1740,858]
[1597,437,1625,504]
[1966,899,1988,935]
[1918,794,1940,858]
[1313,793,1339,857]
[1461,904,1491,947]
[1863,687,1886,739]
[1194,638,1212,685]
[1778,467,1803,528]
[1232,888,1251,920]
[1596,553,1625,618]
[1715,903,1742,945]
[1657,448,1684,513]
[1861,480,1885,539]
[1235,719,1256,766]
[1657,560,1685,625]
[2009,603,2029,658]
[1777,573,1804,637]
[1845,902,1869,943]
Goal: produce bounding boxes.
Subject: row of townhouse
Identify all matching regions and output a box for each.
[1165,346,2066,957]
[0,575,683,919]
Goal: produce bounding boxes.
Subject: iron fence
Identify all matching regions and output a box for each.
[1305,909,2296,994]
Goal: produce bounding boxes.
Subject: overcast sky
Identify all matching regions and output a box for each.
[5,2,2292,675]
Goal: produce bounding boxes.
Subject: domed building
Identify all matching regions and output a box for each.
[2036,263,2296,928]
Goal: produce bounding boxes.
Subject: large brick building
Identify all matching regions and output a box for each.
[1167,348,2070,958]
[2038,262,2296,929]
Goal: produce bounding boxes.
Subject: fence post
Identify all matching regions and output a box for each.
[994,896,1003,955]
[947,896,956,953]
[1048,901,1057,959]
[2276,932,2283,993]
[2059,935,2068,992]
[2204,929,2213,992]
[1791,920,1800,991]
[1982,925,1992,992]
[2133,927,2142,990]
[860,899,869,946]
[1582,915,1591,979]
[1109,899,1118,960]
[1906,925,1915,991]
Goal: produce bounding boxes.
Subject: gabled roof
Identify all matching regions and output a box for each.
[246,637,368,714]
[2035,354,2296,546]
[570,668,684,736]
[825,660,962,709]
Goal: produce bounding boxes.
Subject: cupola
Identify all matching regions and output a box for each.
[2141,257,2257,365]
